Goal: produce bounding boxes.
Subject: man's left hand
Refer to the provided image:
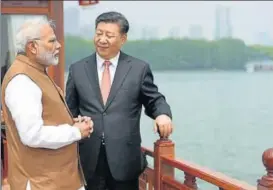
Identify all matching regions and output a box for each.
[154,114,173,138]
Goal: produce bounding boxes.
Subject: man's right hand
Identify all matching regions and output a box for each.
[74,121,93,139]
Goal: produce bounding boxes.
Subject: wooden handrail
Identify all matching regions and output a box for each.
[141,147,154,158]
[139,137,273,190]
[161,155,255,190]
[161,175,192,190]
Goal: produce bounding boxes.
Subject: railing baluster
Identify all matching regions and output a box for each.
[184,172,198,189]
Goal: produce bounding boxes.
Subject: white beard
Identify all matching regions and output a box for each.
[37,51,59,66]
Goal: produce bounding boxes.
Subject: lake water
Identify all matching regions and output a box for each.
[65,71,273,189]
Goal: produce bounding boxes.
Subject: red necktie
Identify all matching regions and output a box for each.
[100,61,111,104]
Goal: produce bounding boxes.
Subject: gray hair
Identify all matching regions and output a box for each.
[15,17,55,53]
[95,11,129,34]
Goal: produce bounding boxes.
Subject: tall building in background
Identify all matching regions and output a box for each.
[214,5,232,40]
[188,25,203,39]
[168,26,181,38]
[141,27,159,40]
[255,32,273,46]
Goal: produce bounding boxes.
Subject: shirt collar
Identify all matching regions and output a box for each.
[96,51,120,69]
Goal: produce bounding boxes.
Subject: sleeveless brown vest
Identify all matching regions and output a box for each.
[1,55,85,190]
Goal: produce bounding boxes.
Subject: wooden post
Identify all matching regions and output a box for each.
[1,112,7,178]
[258,148,273,190]
[48,0,65,91]
[154,136,175,190]
[2,138,8,179]
[1,114,9,189]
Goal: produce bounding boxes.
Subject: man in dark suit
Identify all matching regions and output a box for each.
[65,11,173,190]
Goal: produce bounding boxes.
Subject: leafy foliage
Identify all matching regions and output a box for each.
[65,36,272,71]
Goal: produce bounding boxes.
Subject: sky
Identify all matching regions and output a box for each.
[64,1,273,44]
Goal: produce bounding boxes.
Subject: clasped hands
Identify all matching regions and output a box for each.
[73,115,94,139]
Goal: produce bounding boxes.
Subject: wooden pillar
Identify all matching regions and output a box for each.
[1,112,7,178]
[1,114,8,189]
[2,139,8,179]
[48,1,65,91]
[154,135,175,190]
[258,148,273,190]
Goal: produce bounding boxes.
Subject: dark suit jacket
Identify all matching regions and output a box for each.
[65,51,172,181]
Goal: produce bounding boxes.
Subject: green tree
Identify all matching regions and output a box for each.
[64,35,272,71]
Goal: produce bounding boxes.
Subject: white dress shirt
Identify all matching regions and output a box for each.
[5,74,85,190]
[5,74,82,149]
[96,51,120,84]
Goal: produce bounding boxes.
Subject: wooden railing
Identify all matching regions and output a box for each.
[1,125,273,190]
[139,137,273,190]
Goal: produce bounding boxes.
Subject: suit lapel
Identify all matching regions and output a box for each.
[84,54,105,109]
[104,52,132,110]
